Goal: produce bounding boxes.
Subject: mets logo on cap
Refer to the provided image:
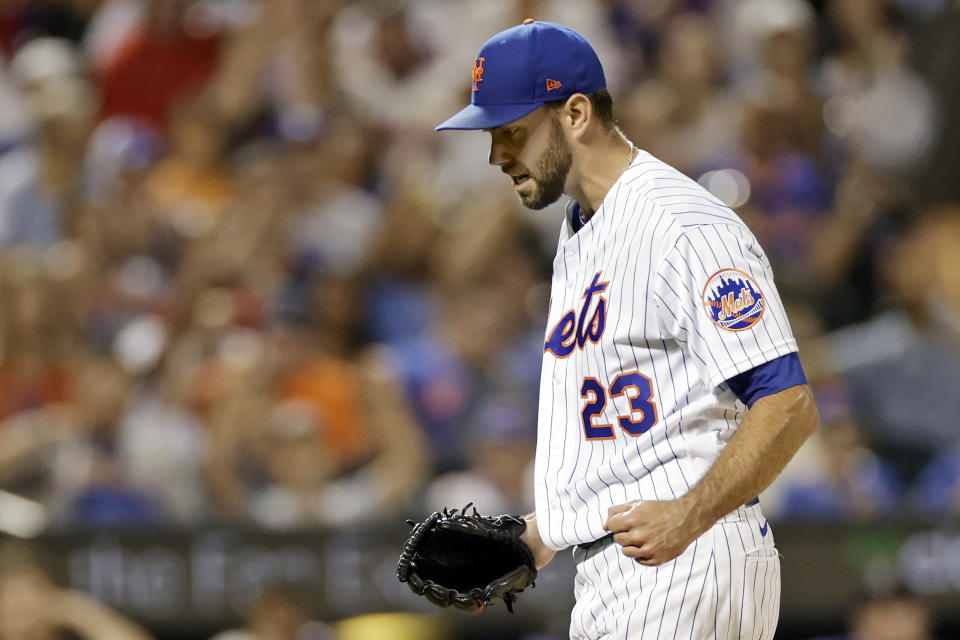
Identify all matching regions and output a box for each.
[702,269,765,331]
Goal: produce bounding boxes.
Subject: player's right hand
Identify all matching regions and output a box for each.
[604,498,704,566]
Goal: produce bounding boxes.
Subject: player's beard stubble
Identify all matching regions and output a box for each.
[512,117,572,210]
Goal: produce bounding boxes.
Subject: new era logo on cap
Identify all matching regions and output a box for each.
[436,20,606,131]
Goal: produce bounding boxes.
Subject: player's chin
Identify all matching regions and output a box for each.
[517,186,561,210]
[516,187,543,209]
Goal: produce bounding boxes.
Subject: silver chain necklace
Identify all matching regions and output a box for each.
[624,141,636,172]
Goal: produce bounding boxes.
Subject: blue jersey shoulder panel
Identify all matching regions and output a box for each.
[725,352,806,407]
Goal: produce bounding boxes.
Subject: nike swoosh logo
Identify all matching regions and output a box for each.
[759,521,769,537]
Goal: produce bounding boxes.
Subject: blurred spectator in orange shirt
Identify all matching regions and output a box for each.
[277,348,372,470]
[0,254,77,421]
[143,91,235,235]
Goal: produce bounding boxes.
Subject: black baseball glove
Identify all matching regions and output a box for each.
[396,505,537,613]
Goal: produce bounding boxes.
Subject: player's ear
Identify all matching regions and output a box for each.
[560,93,593,140]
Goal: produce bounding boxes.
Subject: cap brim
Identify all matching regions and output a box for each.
[435,102,543,131]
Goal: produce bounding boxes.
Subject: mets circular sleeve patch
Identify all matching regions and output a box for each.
[701,269,765,331]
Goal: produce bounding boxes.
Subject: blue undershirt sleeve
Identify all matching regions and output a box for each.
[725,352,807,407]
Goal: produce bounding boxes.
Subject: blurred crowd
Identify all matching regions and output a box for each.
[0,0,957,542]
[0,536,942,640]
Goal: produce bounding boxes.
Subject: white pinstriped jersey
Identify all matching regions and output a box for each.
[534,150,798,551]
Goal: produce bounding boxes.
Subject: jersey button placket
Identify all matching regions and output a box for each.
[550,361,563,451]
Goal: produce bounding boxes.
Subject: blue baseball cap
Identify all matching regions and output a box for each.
[435,20,606,131]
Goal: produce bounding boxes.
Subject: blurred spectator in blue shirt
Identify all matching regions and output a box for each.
[910,446,960,517]
[823,209,960,484]
[778,415,901,520]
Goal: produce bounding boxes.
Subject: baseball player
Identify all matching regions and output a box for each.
[435,20,820,639]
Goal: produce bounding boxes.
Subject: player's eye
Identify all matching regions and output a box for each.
[504,128,524,143]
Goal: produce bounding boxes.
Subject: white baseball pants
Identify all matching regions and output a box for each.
[569,502,780,640]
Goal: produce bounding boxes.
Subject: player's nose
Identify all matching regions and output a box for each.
[488,140,512,167]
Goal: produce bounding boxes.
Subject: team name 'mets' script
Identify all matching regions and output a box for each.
[544,273,609,358]
[714,288,756,322]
